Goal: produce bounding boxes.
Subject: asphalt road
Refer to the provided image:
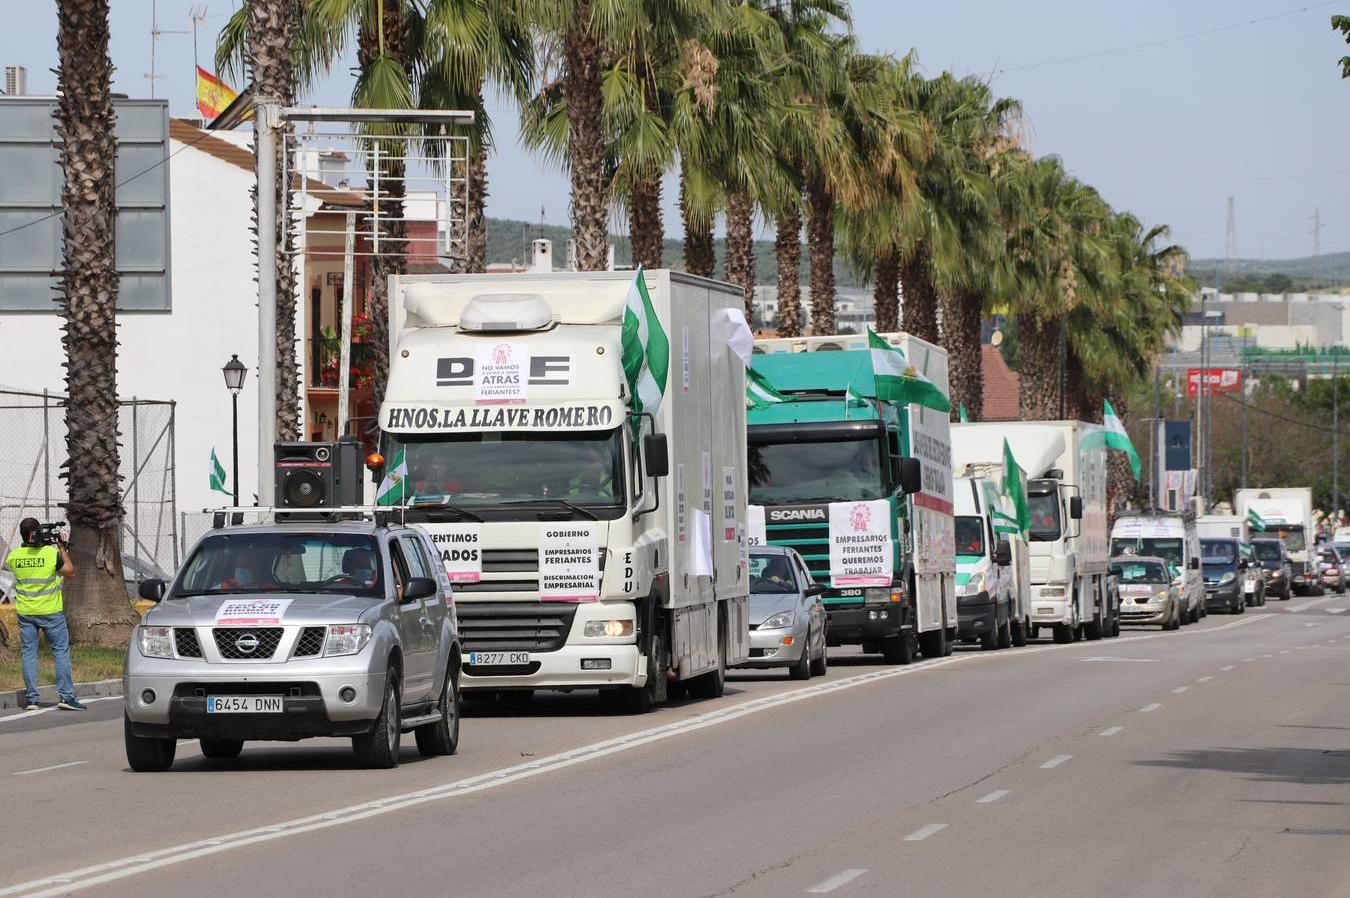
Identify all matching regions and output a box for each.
[4,596,1350,898]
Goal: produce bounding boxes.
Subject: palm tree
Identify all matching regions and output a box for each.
[54,0,139,645]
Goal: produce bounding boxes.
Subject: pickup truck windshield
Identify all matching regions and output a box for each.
[748,436,885,504]
[955,516,985,556]
[175,532,383,598]
[1026,491,1061,542]
[385,430,625,512]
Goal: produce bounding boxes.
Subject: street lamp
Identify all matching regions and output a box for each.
[222,354,247,507]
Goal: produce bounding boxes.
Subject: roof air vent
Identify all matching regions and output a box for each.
[459,294,555,333]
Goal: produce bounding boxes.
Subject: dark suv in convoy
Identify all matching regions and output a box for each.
[1201,537,1249,614]
[1251,537,1292,601]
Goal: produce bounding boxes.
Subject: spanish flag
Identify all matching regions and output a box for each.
[196,66,238,120]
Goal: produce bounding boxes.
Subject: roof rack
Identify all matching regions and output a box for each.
[202,506,407,529]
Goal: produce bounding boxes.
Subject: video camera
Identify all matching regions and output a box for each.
[30,521,68,548]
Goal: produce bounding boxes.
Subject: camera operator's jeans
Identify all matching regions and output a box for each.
[18,613,75,704]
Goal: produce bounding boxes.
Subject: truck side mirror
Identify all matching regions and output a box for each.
[138,578,166,602]
[897,458,923,495]
[1069,497,1083,520]
[643,433,669,479]
[994,539,1012,566]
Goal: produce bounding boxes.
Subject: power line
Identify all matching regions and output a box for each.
[1215,387,1350,438]
[996,1,1339,74]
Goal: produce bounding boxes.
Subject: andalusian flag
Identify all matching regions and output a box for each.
[867,329,951,412]
[845,383,868,406]
[1001,439,1032,538]
[620,267,669,415]
[375,447,409,507]
[209,449,231,497]
[1102,398,1141,481]
[959,403,969,423]
[1247,508,1267,533]
[746,367,789,409]
[196,66,240,120]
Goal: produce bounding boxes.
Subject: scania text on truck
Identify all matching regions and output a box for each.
[954,422,1111,643]
[377,270,750,712]
[1235,488,1315,594]
[746,333,955,664]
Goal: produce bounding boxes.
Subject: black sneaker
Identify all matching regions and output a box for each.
[57,698,87,711]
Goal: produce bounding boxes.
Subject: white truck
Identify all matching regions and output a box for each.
[954,421,1112,642]
[378,269,751,711]
[1110,511,1205,624]
[1235,488,1315,595]
[1198,514,1248,542]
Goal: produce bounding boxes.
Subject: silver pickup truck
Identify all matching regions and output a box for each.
[124,518,462,771]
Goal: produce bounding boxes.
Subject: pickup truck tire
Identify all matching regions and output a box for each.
[416,664,460,757]
[353,675,401,770]
[124,714,175,773]
[790,630,813,680]
[199,739,243,760]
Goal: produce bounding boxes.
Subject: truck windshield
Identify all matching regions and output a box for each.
[1110,537,1184,567]
[747,437,885,504]
[1252,541,1282,561]
[955,516,985,556]
[1272,526,1306,552]
[1026,491,1061,541]
[384,430,625,513]
[174,532,383,598]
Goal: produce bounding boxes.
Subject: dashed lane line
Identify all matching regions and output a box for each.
[1139,703,1163,713]
[806,869,867,894]
[1099,726,1123,737]
[1197,676,1214,682]
[1221,665,1235,671]
[1172,686,1190,694]
[976,790,1010,804]
[12,761,86,777]
[1040,754,1073,769]
[903,824,948,842]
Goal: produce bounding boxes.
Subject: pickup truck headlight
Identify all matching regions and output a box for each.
[1219,571,1236,586]
[138,626,173,659]
[760,611,795,630]
[324,624,372,657]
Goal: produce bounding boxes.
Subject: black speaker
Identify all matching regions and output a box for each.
[275,442,336,511]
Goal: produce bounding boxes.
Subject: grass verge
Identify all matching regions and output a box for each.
[0,645,126,692]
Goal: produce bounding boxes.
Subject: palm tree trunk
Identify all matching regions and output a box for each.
[629,171,663,270]
[872,251,899,333]
[942,289,984,421]
[55,0,138,646]
[564,0,608,271]
[466,144,488,274]
[246,0,300,442]
[680,163,714,277]
[1017,312,1061,419]
[774,208,802,337]
[724,191,755,319]
[805,175,835,335]
[898,249,938,344]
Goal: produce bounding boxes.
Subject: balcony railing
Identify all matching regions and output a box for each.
[308,337,375,391]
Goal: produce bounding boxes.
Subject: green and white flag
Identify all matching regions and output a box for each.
[746,367,790,410]
[867,329,951,413]
[620,267,670,415]
[1247,508,1267,533]
[845,383,868,406]
[209,449,231,497]
[375,447,409,507]
[1002,438,1032,538]
[958,403,969,423]
[1102,398,1141,481]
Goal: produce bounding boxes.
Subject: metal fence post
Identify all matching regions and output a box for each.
[131,397,140,561]
[169,401,179,570]
[41,388,51,518]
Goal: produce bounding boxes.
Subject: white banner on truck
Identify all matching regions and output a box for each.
[539,523,600,601]
[215,599,292,626]
[689,509,714,577]
[417,523,482,583]
[827,500,892,587]
[721,466,737,540]
[747,504,766,547]
[474,341,529,405]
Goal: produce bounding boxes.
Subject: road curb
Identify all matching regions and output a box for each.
[1,678,122,710]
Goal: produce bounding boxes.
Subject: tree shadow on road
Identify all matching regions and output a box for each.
[1136,746,1350,786]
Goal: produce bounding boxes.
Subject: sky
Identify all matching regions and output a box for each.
[2,0,1348,261]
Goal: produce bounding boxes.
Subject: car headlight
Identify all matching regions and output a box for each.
[1219,571,1236,586]
[138,626,173,659]
[760,611,795,630]
[1153,590,1169,602]
[324,624,372,657]
[957,573,987,597]
[583,619,634,638]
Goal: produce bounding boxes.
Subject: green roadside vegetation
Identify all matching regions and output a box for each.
[0,644,125,692]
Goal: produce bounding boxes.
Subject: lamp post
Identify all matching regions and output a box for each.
[222,354,248,507]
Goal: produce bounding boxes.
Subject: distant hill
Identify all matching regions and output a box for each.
[486,216,864,288]
[1187,251,1350,292]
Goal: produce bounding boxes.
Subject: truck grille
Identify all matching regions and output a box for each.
[293,626,327,658]
[763,521,831,580]
[456,602,578,653]
[174,628,202,658]
[213,627,283,660]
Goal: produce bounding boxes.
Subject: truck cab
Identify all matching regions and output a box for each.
[952,474,1026,649]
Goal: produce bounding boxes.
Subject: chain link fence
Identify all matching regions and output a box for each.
[0,388,178,587]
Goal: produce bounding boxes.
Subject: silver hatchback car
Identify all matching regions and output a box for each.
[124,519,462,771]
[736,547,828,679]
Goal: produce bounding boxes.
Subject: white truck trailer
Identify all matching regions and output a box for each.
[378,269,750,711]
[1235,488,1315,595]
[1198,514,1249,542]
[954,421,1111,642]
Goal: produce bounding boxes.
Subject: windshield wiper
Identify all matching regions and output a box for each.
[404,500,484,522]
[500,498,599,521]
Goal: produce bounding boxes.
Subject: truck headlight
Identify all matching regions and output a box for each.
[324,624,372,657]
[1219,571,1236,586]
[957,574,987,598]
[865,586,901,604]
[760,611,794,630]
[138,626,173,659]
[583,619,633,638]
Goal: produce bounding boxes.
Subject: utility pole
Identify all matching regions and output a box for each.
[1152,361,1162,508]
[256,103,279,506]
[1336,352,1341,525]
[1240,363,1248,490]
[1313,206,1323,289]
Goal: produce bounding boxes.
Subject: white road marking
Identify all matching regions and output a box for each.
[1243,657,1256,662]
[1172,686,1189,693]
[1041,754,1073,769]
[1099,726,1123,737]
[1221,665,1235,671]
[976,789,1010,803]
[1080,656,1158,663]
[1328,608,1346,614]
[11,761,86,777]
[0,695,121,725]
[903,824,948,842]
[1197,676,1213,682]
[1279,650,1291,654]
[1260,654,1274,658]
[1139,703,1163,713]
[806,869,867,893]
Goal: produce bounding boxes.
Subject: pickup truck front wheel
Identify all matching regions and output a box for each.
[416,663,460,757]
[353,673,401,769]
[124,714,176,772]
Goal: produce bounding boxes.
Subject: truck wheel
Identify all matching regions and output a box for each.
[918,624,948,659]
[199,739,243,760]
[789,629,813,681]
[415,663,460,757]
[1011,617,1028,647]
[810,641,829,677]
[618,626,666,714]
[1111,609,1121,638]
[687,627,727,700]
[1052,624,1073,644]
[979,624,998,651]
[352,674,401,770]
[881,630,915,664]
[1084,610,1103,641]
[997,611,1013,649]
[124,714,176,772]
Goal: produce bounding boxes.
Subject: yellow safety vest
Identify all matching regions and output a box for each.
[6,545,63,616]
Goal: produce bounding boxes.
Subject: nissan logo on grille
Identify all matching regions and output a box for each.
[234,633,260,654]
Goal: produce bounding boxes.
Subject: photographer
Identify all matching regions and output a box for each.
[5,518,81,711]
